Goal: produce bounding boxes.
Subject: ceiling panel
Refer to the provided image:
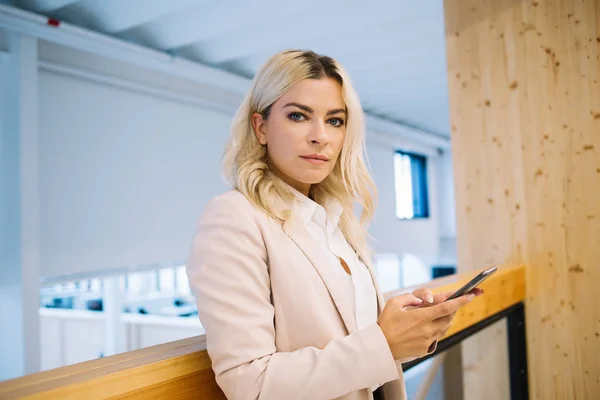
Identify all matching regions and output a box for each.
[211,12,443,73]
[63,0,202,34]
[178,0,432,66]
[118,0,324,51]
[17,0,81,12]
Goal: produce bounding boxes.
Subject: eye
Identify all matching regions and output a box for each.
[328,117,345,127]
[288,112,307,122]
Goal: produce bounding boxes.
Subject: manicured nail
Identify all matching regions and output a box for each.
[467,294,475,302]
[426,294,434,303]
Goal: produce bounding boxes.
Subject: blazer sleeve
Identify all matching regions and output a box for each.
[186,194,400,400]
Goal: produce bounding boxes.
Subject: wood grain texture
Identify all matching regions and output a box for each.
[0,265,524,400]
[0,337,225,400]
[444,0,600,398]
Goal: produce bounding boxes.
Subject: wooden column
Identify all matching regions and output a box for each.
[444,0,600,398]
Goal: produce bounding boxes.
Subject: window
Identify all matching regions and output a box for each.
[127,271,158,294]
[393,150,429,219]
[158,267,176,292]
[175,265,191,294]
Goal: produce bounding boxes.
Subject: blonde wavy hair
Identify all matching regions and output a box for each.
[223,49,377,254]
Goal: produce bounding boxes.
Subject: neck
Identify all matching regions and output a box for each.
[270,165,311,197]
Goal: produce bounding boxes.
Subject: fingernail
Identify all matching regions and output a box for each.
[426,294,434,303]
[467,294,475,302]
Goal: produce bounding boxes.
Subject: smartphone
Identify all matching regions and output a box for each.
[445,266,497,301]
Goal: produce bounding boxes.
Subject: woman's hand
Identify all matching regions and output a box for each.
[409,288,484,340]
[376,292,478,360]
[412,288,484,307]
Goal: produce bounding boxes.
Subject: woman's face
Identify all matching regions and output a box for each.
[251,77,347,196]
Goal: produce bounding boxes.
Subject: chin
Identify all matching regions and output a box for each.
[297,172,330,185]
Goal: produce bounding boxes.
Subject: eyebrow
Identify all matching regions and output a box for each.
[283,102,346,116]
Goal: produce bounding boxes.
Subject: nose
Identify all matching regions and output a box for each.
[307,120,329,145]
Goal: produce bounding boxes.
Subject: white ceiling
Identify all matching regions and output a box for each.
[10,0,451,137]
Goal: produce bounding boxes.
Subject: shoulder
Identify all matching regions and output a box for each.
[187,191,269,281]
[198,190,265,228]
[204,189,254,213]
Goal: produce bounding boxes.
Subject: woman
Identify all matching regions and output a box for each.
[186,49,479,400]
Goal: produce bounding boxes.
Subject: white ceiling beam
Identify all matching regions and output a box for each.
[16,0,81,12]
[0,4,250,94]
[38,60,240,115]
[209,59,255,79]
[185,0,439,65]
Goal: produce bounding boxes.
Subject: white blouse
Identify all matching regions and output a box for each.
[291,191,381,392]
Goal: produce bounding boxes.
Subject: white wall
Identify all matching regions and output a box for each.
[29,41,243,280]
[367,144,441,268]
[38,67,232,277]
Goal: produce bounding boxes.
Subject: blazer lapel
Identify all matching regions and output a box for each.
[282,215,358,334]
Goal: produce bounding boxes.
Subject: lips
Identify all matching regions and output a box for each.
[300,154,329,161]
[300,155,328,165]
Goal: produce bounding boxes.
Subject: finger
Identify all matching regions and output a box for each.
[468,288,484,296]
[390,293,424,309]
[432,291,454,304]
[412,288,434,304]
[433,288,482,304]
[428,294,474,319]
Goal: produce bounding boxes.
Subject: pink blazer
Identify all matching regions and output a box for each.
[186,190,414,400]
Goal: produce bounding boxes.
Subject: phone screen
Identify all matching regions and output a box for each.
[445,266,497,301]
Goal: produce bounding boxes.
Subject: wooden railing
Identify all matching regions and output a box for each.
[0,264,525,400]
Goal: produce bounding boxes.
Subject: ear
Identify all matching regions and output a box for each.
[251,112,268,145]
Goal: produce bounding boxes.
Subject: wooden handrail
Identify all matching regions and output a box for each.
[0,264,525,400]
